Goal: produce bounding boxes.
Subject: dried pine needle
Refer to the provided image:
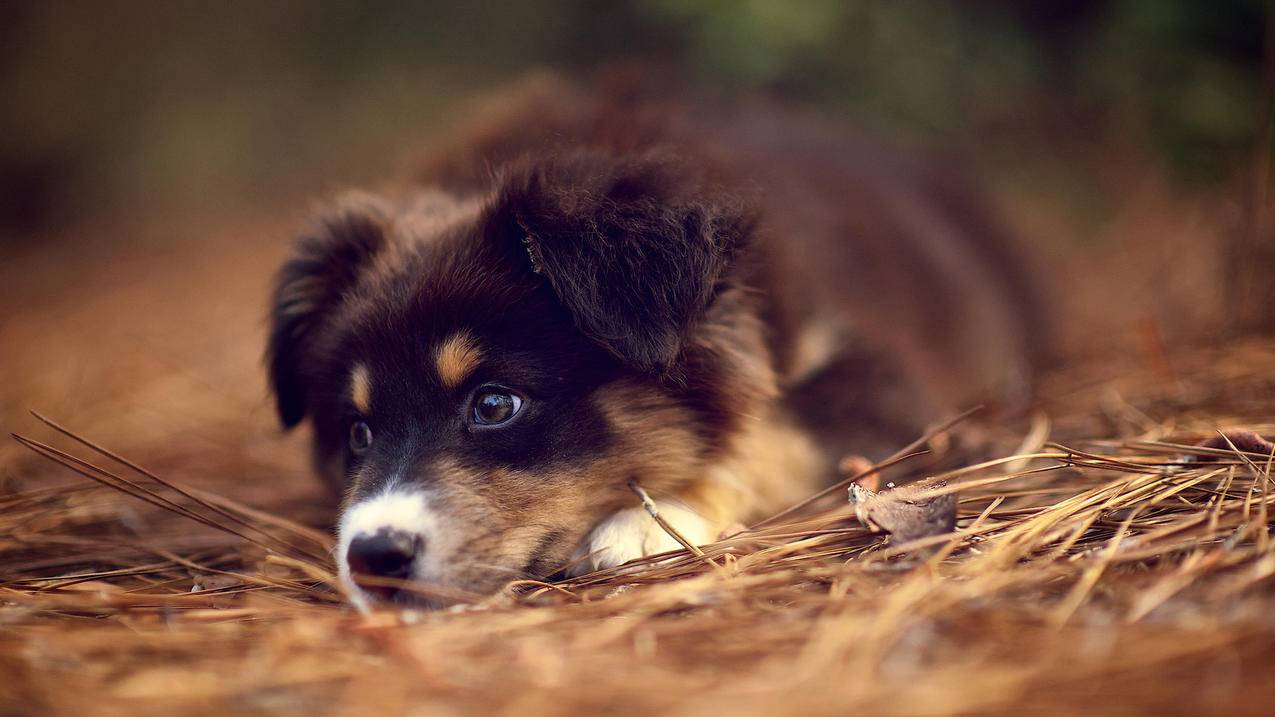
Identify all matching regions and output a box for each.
[4,340,1275,715]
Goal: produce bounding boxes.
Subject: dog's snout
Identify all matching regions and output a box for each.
[337,491,434,606]
[346,529,422,589]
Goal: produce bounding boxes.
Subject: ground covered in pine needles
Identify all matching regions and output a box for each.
[2,222,1274,716]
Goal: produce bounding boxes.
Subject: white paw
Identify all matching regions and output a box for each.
[567,504,714,576]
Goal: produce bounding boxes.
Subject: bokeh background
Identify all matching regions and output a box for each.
[1,0,1268,222]
[2,1,1272,329]
[0,0,1272,470]
[3,7,1274,715]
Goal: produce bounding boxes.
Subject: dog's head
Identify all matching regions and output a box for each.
[267,151,773,606]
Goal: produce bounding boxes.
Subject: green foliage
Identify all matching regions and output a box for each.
[639,0,1268,182]
[0,0,1267,221]
[642,0,1041,140]
[1080,0,1269,183]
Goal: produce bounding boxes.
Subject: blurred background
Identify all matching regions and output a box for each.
[0,1,1267,219]
[3,6,1274,712]
[0,1,1272,473]
[2,0,1272,327]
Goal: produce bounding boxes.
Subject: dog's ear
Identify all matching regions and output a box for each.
[267,196,388,428]
[490,151,754,375]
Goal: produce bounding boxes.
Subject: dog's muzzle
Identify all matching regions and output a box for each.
[337,489,435,608]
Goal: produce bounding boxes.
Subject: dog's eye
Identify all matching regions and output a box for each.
[349,421,373,455]
[471,389,523,426]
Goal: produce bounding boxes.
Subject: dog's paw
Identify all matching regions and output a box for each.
[567,504,715,577]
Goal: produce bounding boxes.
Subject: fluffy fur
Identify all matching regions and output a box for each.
[266,74,1046,607]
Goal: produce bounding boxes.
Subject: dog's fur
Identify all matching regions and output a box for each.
[266,75,1046,607]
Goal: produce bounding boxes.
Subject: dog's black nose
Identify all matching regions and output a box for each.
[346,530,422,597]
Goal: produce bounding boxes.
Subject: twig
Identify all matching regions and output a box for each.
[627,480,720,570]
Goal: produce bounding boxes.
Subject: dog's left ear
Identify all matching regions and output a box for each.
[490,151,754,375]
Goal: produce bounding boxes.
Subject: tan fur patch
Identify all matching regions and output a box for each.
[783,318,843,387]
[435,332,483,390]
[707,410,828,522]
[595,379,827,537]
[350,363,372,415]
[592,381,706,492]
[422,457,592,588]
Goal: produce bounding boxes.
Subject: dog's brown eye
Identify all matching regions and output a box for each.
[472,389,523,426]
[349,421,373,455]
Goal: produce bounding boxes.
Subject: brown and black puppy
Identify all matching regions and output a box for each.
[267,76,1045,609]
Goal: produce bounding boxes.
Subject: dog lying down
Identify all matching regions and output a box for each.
[265,75,1047,609]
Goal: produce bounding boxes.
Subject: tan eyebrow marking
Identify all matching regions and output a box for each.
[350,363,372,414]
[435,332,483,390]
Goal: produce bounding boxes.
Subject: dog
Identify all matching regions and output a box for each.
[266,75,1046,609]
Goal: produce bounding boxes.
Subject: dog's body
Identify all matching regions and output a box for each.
[267,76,1045,607]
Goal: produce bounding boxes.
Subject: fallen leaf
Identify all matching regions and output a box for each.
[849,482,957,544]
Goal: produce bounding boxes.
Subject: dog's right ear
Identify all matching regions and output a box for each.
[266,196,388,429]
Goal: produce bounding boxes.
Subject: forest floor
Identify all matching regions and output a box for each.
[2,207,1274,716]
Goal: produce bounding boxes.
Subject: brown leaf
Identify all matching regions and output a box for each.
[190,574,243,593]
[849,482,957,544]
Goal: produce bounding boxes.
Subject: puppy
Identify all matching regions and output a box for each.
[266,77,1045,608]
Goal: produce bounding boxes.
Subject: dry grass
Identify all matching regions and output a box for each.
[3,202,1275,715]
[4,323,1275,715]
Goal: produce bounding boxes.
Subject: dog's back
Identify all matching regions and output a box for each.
[418,74,1047,460]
